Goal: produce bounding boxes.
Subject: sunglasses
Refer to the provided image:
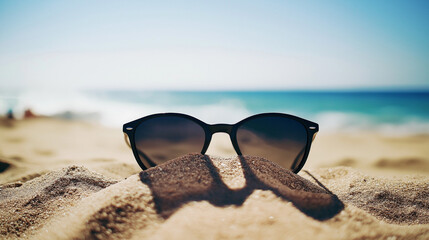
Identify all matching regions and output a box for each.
[123,112,318,173]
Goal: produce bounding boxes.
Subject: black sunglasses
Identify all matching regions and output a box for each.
[123,112,319,173]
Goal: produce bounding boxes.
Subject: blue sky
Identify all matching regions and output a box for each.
[0,0,428,90]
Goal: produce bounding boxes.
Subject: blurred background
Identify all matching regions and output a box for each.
[0,0,428,176]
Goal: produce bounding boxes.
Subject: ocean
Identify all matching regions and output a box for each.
[1,89,429,135]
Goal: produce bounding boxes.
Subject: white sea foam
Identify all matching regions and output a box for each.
[0,89,251,127]
[314,112,374,132]
[1,89,428,136]
[376,121,429,136]
[314,111,429,136]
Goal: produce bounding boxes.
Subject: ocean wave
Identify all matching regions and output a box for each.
[314,111,429,136]
[2,89,429,136]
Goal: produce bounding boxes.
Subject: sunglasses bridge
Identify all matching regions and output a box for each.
[208,124,233,134]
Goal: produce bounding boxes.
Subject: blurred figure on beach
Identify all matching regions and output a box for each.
[24,109,37,119]
[6,109,14,120]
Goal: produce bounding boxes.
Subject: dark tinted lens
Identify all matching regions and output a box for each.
[134,115,206,165]
[236,116,308,169]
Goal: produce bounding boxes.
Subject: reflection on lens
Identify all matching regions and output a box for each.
[236,116,308,169]
[134,116,206,165]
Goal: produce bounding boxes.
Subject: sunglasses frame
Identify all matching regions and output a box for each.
[123,112,319,173]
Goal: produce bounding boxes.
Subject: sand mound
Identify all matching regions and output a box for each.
[33,174,161,240]
[0,166,117,239]
[140,154,344,220]
[1,155,429,240]
[305,167,429,224]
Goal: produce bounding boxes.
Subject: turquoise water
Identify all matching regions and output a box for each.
[1,90,429,134]
[97,90,429,122]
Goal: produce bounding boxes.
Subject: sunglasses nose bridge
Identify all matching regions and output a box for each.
[208,124,233,134]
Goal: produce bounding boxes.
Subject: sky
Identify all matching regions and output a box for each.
[0,0,428,90]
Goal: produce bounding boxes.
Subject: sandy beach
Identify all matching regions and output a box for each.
[1,117,428,239]
[2,0,429,238]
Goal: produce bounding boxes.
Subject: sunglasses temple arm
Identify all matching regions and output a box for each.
[123,133,131,148]
[312,132,318,143]
[291,132,318,170]
[290,147,306,170]
[122,133,154,170]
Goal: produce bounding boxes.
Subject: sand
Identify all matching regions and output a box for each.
[0,117,140,183]
[1,118,429,239]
